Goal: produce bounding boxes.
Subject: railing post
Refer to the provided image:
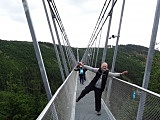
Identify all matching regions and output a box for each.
[106,0,125,103]
[136,0,160,120]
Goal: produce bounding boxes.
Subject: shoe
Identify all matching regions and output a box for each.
[76,98,79,102]
[96,111,101,115]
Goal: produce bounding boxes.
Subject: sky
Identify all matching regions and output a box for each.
[0,0,160,49]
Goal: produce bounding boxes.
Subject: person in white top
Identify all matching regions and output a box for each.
[76,62,128,115]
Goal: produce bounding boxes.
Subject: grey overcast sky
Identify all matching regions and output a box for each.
[0,0,159,49]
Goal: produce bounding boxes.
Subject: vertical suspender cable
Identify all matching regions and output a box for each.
[62,37,72,71]
[51,12,69,76]
[91,42,96,66]
[102,0,115,63]
[82,0,111,62]
[137,0,160,119]
[77,48,79,62]
[49,0,77,66]
[106,0,126,104]
[87,0,112,46]
[21,0,52,101]
[84,0,117,64]
[95,29,102,67]
[111,0,125,73]
[41,0,65,81]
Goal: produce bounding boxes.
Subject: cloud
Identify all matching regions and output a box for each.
[0,0,25,23]
[0,0,159,49]
[54,0,104,47]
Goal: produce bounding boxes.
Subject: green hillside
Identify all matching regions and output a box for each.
[77,44,160,93]
[0,39,159,119]
[0,40,62,120]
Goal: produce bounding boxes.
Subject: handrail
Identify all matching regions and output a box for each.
[36,70,77,120]
[37,71,160,120]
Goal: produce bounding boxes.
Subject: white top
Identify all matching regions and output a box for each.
[95,75,102,88]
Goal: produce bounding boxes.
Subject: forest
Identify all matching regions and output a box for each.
[0,39,159,119]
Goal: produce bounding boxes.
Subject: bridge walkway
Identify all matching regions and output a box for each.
[75,72,111,120]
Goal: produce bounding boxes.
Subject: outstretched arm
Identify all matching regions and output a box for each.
[74,64,79,71]
[78,62,98,73]
[108,71,128,77]
[83,65,98,73]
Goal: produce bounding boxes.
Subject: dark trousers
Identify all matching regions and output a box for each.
[79,75,84,84]
[83,74,86,81]
[77,85,103,112]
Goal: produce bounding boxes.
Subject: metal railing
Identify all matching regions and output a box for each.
[37,71,160,120]
[102,76,160,120]
[36,70,77,120]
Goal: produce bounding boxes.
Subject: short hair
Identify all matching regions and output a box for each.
[101,62,108,68]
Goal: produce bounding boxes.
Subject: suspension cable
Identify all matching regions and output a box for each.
[47,0,77,66]
[82,0,118,63]
[87,0,111,46]
[88,0,117,48]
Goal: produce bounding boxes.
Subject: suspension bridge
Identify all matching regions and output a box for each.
[20,0,160,120]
